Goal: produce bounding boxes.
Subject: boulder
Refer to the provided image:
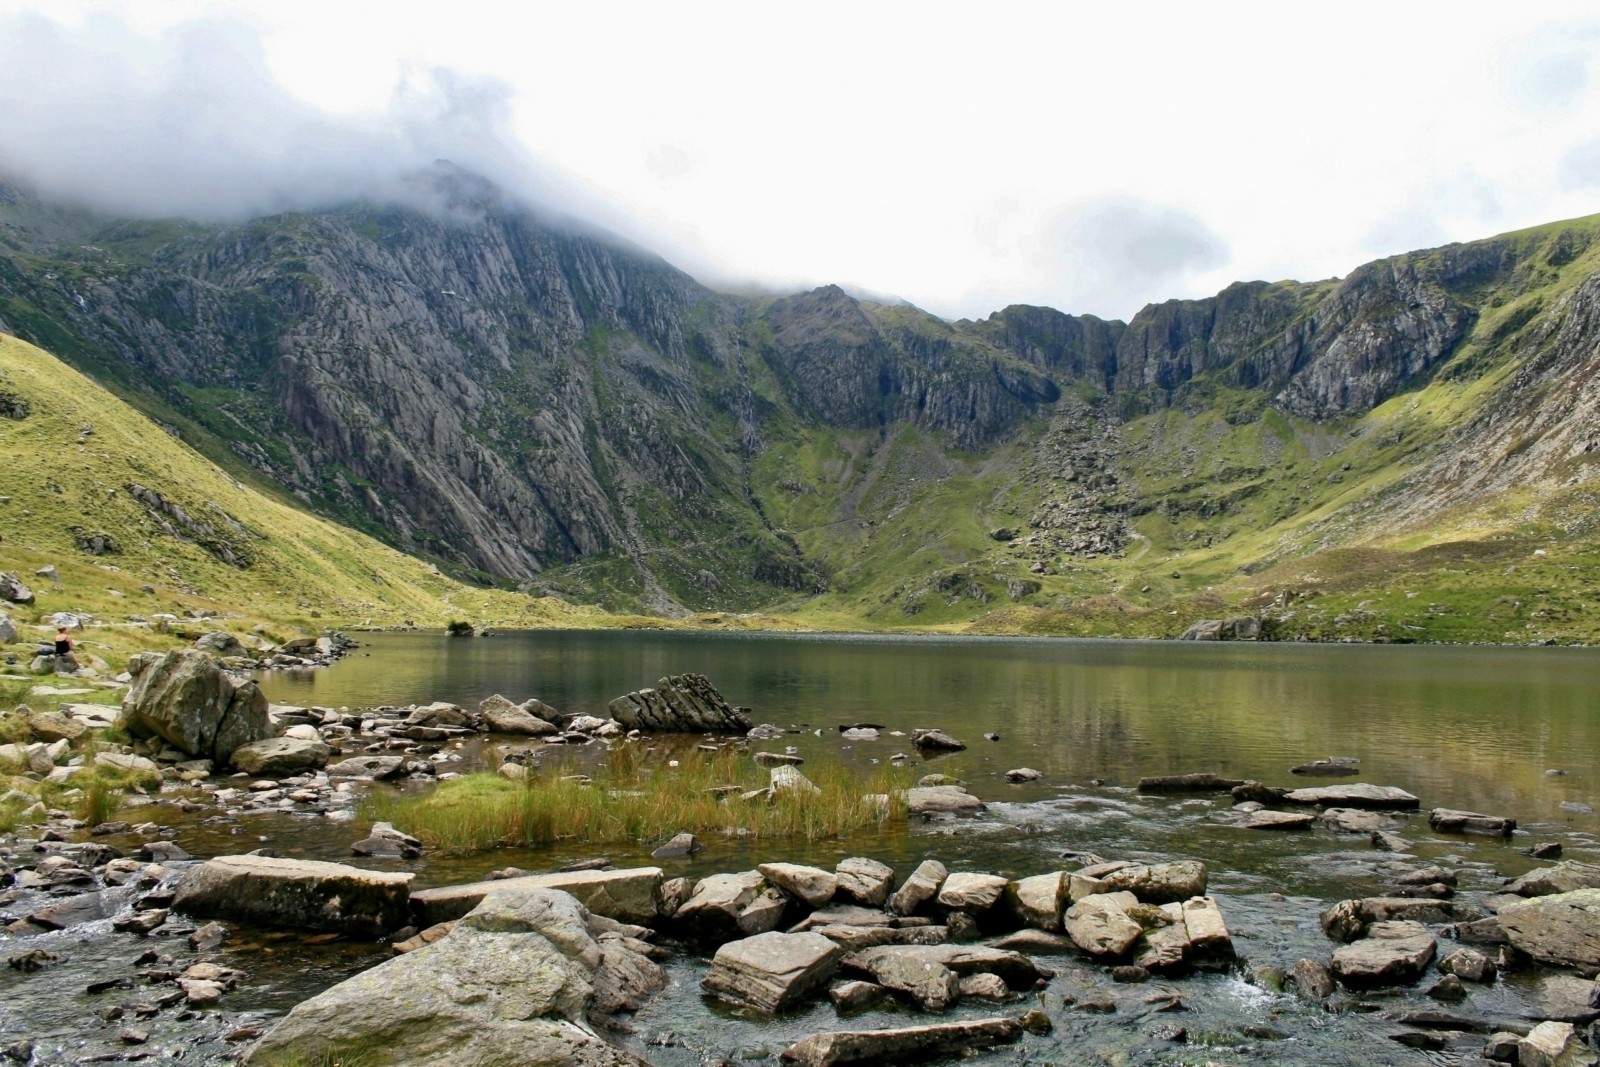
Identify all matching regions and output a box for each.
[909,728,966,751]
[325,755,407,779]
[1330,920,1436,988]
[779,1018,1022,1067]
[1006,872,1066,931]
[27,710,86,743]
[937,872,1008,913]
[1098,860,1207,904]
[480,694,559,736]
[1282,783,1419,810]
[407,702,475,729]
[174,855,413,936]
[1137,772,1245,792]
[674,870,767,939]
[1244,811,1316,830]
[844,944,1048,992]
[836,858,894,907]
[229,736,330,775]
[119,649,273,764]
[0,572,34,604]
[701,931,842,1013]
[1497,888,1600,972]
[245,888,656,1067]
[890,860,948,916]
[772,764,821,795]
[194,631,245,657]
[0,613,15,644]
[904,786,984,816]
[1429,808,1516,836]
[1508,862,1600,898]
[1437,947,1495,982]
[410,867,663,927]
[760,862,838,908]
[606,674,751,733]
[1064,892,1143,958]
[1518,1021,1598,1067]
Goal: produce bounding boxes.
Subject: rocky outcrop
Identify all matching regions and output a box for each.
[607,674,751,733]
[119,649,274,765]
[245,887,658,1067]
[1177,616,1260,641]
[173,855,413,936]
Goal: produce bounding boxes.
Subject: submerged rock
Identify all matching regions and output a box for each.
[1137,772,1245,792]
[1331,920,1436,988]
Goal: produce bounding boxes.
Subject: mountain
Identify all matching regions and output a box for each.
[0,330,602,631]
[3,165,1600,641]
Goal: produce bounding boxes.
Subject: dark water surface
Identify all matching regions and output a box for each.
[7,632,1600,1065]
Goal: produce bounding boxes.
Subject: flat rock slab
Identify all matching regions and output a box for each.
[1429,808,1516,836]
[702,931,842,1013]
[1497,888,1600,972]
[759,863,838,907]
[779,1017,1022,1067]
[410,866,662,926]
[1508,862,1600,898]
[1137,772,1245,793]
[1331,920,1437,988]
[1322,807,1398,833]
[1243,811,1316,830]
[1290,759,1360,776]
[174,855,412,937]
[1064,892,1143,958]
[1283,784,1420,810]
[905,786,984,816]
[936,872,1008,912]
[229,736,330,776]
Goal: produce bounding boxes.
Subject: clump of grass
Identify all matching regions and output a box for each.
[252,1047,382,1067]
[365,747,910,856]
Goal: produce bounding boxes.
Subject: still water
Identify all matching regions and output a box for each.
[9,632,1600,1066]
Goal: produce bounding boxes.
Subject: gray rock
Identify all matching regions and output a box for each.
[174,855,413,936]
[1098,860,1207,904]
[229,736,330,775]
[675,870,767,939]
[828,979,889,1013]
[1137,772,1245,792]
[245,888,655,1067]
[1507,862,1600,898]
[0,613,15,644]
[651,833,702,859]
[1065,892,1143,958]
[0,572,34,605]
[889,860,948,916]
[1321,807,1397,833]
[1438,947,1496,982]
[1290,758,1361,776]
[1330,920,1436,988]
[836,858,894,907]
[607,674,751,733]
[1006,872,1066,930]
[1282,783,1420,810]
[701,931,842,1013]
[1290,957,1336,1000]
[194,631,245,656]
[119,649,273,764]
[1320,897,1477,941]
[759,862,838,908]
[771,764,820,795]
[1518,1021,1598,1067]
[480,694,559,736]
[937,872,1008,913]
[1497,888,1600,971]
[410,867,663,926]
[1429,808,1516,836]
[1004,767,1041,782]
[904,786,984,816]
[909,728,966,751]
[1244,811,1316,830]
[779,1017,1022,1067]
[326,755,407,779]
[27,710,86,743]
[1531,975,1600,1024]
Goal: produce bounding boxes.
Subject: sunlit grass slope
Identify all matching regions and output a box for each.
[0,333,605,631]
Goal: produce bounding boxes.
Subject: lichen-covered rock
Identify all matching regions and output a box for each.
[1497,888,1600,972]
[119,649,272,764]
[245,888,656,1067]
[607,674,751,733]
[229,737,330,776]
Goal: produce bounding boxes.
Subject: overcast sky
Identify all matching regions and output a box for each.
[2,1,1600,322]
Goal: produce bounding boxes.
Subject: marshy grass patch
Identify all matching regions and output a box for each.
[364,746,911,856]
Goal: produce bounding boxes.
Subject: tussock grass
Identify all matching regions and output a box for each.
[365,747,910,856]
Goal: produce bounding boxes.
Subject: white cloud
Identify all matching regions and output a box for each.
[3,2,1600,321]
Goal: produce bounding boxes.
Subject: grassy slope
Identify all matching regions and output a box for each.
[0,333,611,644]
[743,216,1600,643]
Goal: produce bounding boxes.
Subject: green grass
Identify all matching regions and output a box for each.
[364,747,909,856]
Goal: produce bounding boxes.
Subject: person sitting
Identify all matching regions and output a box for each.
[53,626,80,672]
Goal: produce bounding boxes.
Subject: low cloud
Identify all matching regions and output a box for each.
[0,13,597,224]
[1049,197,1232,317]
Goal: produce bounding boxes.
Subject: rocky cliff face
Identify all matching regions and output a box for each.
[2,167,1597,614]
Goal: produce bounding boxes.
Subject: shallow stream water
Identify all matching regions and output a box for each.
[6,631,1600,1065]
